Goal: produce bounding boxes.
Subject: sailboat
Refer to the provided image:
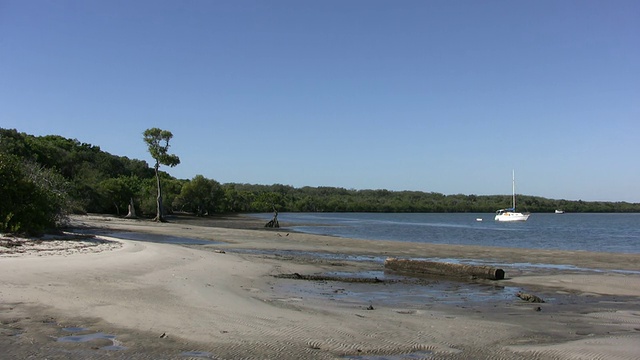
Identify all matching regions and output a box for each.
[495,171,530,222]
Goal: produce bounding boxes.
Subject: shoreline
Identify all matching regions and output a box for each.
[2,214,640,359]
[77,213,640,273]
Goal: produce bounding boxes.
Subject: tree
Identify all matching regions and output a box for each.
[97,175,141,216]
[174,175,223,216]
[143,128,180,222]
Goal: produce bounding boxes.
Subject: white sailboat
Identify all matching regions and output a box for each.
[495,171,530,222]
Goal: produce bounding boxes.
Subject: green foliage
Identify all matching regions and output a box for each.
[143,128,180,169]
[212,183,640,214]
[173,175,223,216]
[0,153,70,235]
[2,212,17,233]
[1,128,159,221]
[138,178,160,216]
[161,177,184,214]
[97,175,142,216]
[251,192,283,213]
[137,174,184,217]
[221,184,254,212]
[0,128,155,215]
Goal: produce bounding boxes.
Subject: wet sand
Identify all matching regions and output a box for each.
[1,214,639,359]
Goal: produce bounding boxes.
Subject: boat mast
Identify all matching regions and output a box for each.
[512,170,516,210]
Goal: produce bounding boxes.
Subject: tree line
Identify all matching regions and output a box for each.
[1,127,639,234]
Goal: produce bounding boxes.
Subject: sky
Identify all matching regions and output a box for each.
[1,1,639,202]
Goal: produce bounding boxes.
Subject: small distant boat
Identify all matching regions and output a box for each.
[555,209,565,214]
[495,171,530,222]
[476,218,483,222]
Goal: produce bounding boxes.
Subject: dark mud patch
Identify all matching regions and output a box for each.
[274,272,395,284]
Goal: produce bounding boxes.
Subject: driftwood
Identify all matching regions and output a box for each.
[264,207,280,228]
[384,257,505,280]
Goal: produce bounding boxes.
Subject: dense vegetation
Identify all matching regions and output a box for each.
[1,128,639,234]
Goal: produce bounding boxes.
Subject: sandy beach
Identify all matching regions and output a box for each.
[1,214,639,359]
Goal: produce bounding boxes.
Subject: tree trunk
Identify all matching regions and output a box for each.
[154,162,165,222]
[125,197,137,218]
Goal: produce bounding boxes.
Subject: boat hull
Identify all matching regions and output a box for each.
[495,212,530,222]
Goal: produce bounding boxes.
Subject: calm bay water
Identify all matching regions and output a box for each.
[251,212,640,254]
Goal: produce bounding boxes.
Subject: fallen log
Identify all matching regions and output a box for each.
[384,257,505,280]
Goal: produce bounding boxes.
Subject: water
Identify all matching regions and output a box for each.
[250,213,640,254]
[57,329,126,351]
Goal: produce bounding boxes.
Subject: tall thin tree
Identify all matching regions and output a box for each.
[143,128,180,222]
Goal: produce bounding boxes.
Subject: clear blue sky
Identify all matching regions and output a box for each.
[1,1,639,202]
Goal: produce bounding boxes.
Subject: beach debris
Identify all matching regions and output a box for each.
[0,239,23,248]
[1,235,121,256]
[274,273,397,284]
[516,292,545,303]
[160,332,168,338]
[264,207,280,228]
[534,306,542,311]
[384,257,505,280]
[366,304,375,310]
[214,249,225,254]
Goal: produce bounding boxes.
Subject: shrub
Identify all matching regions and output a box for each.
[0,153,69,235]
